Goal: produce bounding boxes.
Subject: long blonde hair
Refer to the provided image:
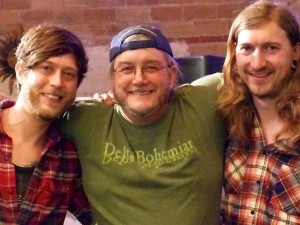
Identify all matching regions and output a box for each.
[217,0,300,145]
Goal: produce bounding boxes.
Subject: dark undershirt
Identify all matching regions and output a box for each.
[14,165,35,207]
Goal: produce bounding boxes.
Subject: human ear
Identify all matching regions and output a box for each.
[168,65,178,89]
[15,62,26,85]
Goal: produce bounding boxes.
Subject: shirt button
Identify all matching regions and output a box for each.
[262,150,267,155]
[251,211,255,215]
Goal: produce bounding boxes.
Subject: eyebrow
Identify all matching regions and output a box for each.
[40,60,78,72]
[237,40,281,46]
[116,59,164,65]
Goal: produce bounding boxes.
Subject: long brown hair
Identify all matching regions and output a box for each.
[217,0,300,145]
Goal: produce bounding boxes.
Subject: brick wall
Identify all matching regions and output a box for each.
[3,0,300,56]
[0,0,300,96]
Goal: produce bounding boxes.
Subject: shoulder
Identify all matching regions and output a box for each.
[48,124,77,150]
[191,72,222,87]
[72,98,105,111]
[178,73,223,99]
[55,99,111,132]
[62,99,111,120]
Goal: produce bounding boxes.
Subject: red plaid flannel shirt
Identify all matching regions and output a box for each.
[0,100,92,225]
[222,113,300,224]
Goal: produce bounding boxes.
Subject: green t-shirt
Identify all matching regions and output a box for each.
[59,73,225,225]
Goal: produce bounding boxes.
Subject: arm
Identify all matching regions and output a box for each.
[68,169,93,225]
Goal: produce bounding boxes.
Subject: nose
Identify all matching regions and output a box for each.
[251,49,266,70]
[49,71,63,87]
[132,68,147,84]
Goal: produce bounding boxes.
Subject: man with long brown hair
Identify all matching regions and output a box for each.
[217,0,300,224]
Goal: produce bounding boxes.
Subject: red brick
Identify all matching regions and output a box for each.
[194,19,231,36]
[63,0,86,7]
[116,7,151,22]
[158,0,182,4]
[151,6,182,21]
[127,0,158,5]
[0,0,298,64]
[200,36,228,43]
[52,10,85,24]
[31,0,64,8]
[218,2,250,18]
[0,11,20,24]
[2,0,30,9]
[161,21,196,38]
[20,10,54,24]
[172,37,201,44]
[183,4,218,19]
[85,0,125,7]
[85,8,116,23]
[64,24,95,45]
[189,42,227,57]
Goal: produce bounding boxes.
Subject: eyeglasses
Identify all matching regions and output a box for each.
[113,64,170,76]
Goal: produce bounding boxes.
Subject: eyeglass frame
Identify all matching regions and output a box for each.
[113,63,172,76]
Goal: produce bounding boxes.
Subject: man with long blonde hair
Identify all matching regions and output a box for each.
[217,0,300,224]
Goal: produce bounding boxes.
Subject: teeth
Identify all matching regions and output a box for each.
[45,94,60,99]
[251,73,269,77]
[130,91,152,95]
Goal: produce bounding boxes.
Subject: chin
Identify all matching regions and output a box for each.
[36,109,64,121]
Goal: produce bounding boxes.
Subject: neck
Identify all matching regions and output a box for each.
[252,97,289,144]
[252,97,277,121]
[120,105,169,126]
[1,105,51,167]
[2,104,51,141]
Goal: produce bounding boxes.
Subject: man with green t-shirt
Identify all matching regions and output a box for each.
[59,25,225,225]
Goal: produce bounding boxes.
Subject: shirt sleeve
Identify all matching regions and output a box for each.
[68,170,93,225]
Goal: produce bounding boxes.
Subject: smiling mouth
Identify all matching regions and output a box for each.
[43,93,62,100]
[249,72,271,78]
[128,90,153,95]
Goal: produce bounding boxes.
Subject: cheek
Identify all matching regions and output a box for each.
[235,54,245,68]
[112,76,129,91]
[235,59,249,75]
[66,84,78,95]
[26,74,40,86]
[159,79,174,96]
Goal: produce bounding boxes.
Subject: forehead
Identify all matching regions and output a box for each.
[42,54,77,68]
[114,48,167,64]
[237,21,289,45]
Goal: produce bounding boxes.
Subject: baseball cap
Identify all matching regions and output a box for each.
[109,25,173,62]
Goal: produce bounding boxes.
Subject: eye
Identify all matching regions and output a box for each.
[143,65,161,73]
[35,64,54,74]
[240,45,253,52]
[116,66,135,74]
[265,45,279,52]
[63,71,77,80]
